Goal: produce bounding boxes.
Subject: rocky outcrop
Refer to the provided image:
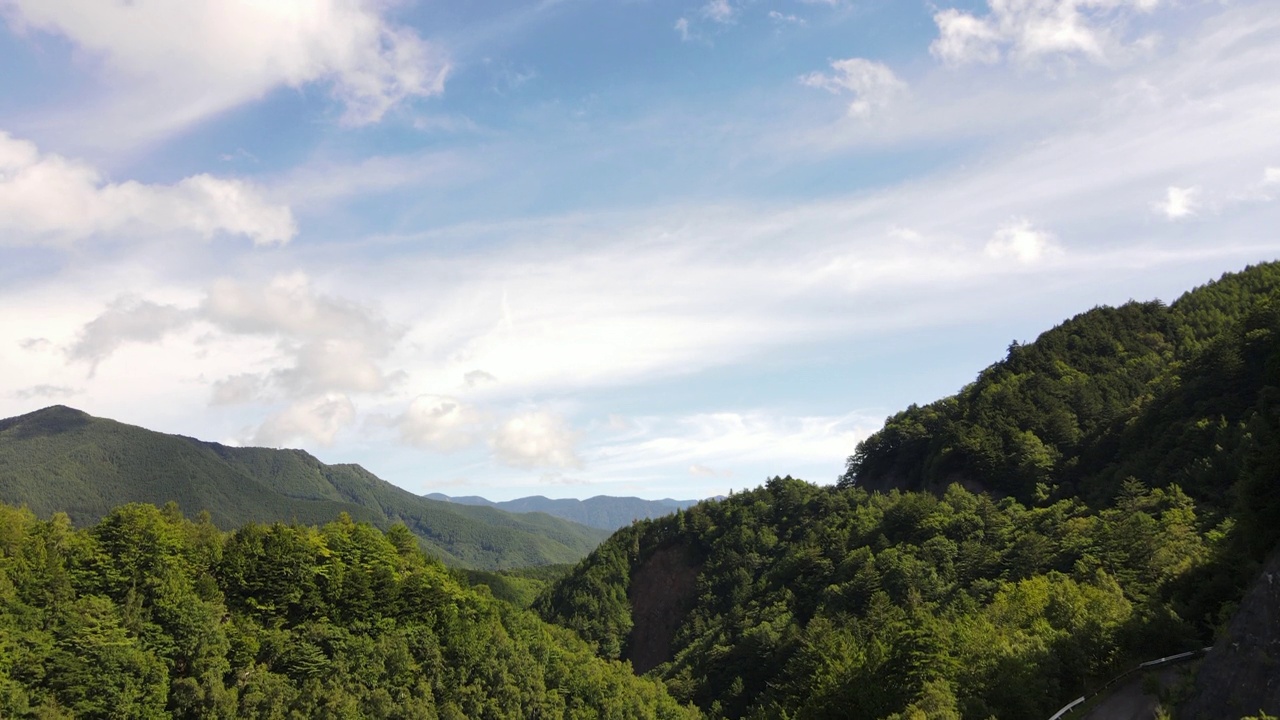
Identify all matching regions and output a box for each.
[1179,549,1280,719]
[625,542,701,674]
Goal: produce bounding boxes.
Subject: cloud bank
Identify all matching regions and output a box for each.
[0,132,295,246]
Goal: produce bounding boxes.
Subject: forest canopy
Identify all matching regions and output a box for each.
[0,502,697,719]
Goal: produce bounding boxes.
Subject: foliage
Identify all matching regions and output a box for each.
[541,478,1220,719]
[463,564,574,608]
[0,503,698,719]
[842,261,1280,504]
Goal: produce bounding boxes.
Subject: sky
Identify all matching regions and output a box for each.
[1,0,1278,501]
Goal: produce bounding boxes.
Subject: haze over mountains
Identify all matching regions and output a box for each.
[425,493,701,531]
[0,406,611,569]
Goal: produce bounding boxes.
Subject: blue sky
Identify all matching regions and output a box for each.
[2,0,1278,501]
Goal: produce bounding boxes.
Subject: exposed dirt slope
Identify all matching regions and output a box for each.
[626,542,701,674]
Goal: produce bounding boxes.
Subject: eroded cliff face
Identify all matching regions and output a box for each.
[1180,548,1280,719]
[625,542,701,675]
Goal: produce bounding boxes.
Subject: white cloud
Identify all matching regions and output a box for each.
[689,463,732,477]
[984,219,1061,264]
[70,273,401,415]
[203,273,394,350]
[932,9,1004,66]
[0,132,295,246]
[1,0,449,129]
[68,297,193,373]
[464,370,498,388]
[1265,167,1280,185]
[768,11,804,25]
[930,0,1161,67]
[398,395,483,452]
[1154,186,1199,220]
[278,339,394,395]
[597,411,874,481]
[801,58,906,118]
[253,394,356,448]
[491,410,582,469]
[703,0,735,23]
[211,374,265,406]
[674,17,692,42]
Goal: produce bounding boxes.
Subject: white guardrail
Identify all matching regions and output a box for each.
[1045,647,1213,720]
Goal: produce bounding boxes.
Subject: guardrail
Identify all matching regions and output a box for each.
[1045,646,1213,720]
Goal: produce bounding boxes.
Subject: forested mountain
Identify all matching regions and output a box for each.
[0,407,607,569]
[536,261,1280,718]
[0,502,698,718]
[426,493,700,531]
[844,262,1280,505]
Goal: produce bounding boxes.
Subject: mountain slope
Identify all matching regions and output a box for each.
[427,492,700,530]
[0,407,607,569]
[536,261,1280,719]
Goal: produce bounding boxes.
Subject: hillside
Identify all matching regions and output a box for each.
[0,501,698,718]
[843,261,1280,505]
[536,261,1280,719]
[426,492,701,530]
[0,407,607,569]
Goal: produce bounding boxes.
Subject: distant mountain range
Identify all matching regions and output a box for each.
[425,493,703,530]
[0,406,608,569]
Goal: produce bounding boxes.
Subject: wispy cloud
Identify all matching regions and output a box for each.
[674,17,693,42]
[931,0,1161,67]
[702,0,736,24]
[801,58,907,118]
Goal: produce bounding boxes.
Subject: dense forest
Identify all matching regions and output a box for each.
[537,262,1280,718]
[0,502,696,718]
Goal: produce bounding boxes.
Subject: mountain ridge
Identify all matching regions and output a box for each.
[0,405,608,569]
[425,492,702,530]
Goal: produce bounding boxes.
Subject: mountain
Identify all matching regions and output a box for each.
[535,261,1280,719]
[0,406,608,569]
[844,260,1280,505]
[425,492,701,530]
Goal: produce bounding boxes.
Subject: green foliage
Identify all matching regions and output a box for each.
[0,502,698,719]
[542,479,1218,719]
[843,261,1280,504]
[463,564,573,608]
[0,408,608,569]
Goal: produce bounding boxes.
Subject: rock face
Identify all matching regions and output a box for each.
[626,543,701,675]
[1180,549,1280,719]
